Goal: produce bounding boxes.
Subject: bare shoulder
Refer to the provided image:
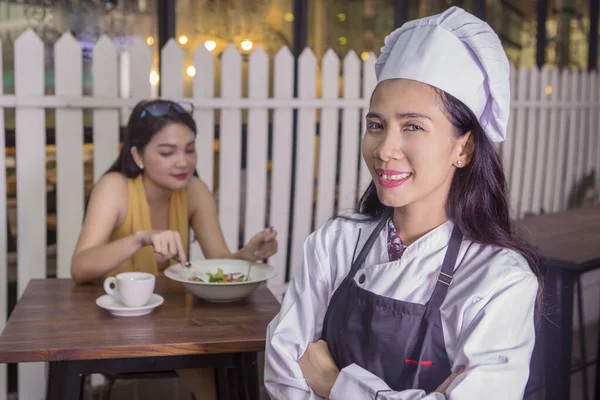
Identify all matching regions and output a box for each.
[186,176,214,213]
[91,173,128,202]
[87,172,129,220]
[186,175,210,194]
[74,172,131,256]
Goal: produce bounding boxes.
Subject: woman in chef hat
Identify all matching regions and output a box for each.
[264,6,541,400]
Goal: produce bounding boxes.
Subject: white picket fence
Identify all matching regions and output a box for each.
[0,29,599,399]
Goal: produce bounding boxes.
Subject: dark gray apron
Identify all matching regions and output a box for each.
[321,218,463,393]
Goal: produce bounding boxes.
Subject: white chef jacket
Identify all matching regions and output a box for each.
[264,216,538,399]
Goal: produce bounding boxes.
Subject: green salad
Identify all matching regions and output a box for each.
[188,268,249,283]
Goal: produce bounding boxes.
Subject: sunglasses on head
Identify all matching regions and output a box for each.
[139,101,194,119]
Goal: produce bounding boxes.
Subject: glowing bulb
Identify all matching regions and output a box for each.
[360,51,370,61]
[186,66,196,77]
[545,85,553,95]
[150,71,159,85]
[337,13,346,22]
[204,40,217,51]
[284,12,294,22]
[241,40,253,51]
[178,35,188,45]
[338,37,347,46]
[146,36,154,45]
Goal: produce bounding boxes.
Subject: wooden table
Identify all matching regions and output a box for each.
[518,204,600,400]
[0,278,281,400]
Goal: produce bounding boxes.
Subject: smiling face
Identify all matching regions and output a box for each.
[131,122,197,191]
[362,79,468,211]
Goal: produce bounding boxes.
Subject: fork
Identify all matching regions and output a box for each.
[245,263,252,281]
[173,255,191,268]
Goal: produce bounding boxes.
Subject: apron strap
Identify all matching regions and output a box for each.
[412,226,463,389]
[426,226,463,314]
[351,228,363,265]
[348,217,388,278]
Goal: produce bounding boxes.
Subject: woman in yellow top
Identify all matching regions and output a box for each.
[71,99,278,399]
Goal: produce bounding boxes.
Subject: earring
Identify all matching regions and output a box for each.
[457,160,463,166]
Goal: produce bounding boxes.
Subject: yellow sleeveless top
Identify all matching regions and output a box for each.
[109,175,189,276]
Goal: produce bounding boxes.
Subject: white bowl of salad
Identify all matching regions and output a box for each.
[164,259,277,303]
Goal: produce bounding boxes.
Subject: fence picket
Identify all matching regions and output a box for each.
[543,68,560,213]
[314,49,340,229]
[15,28,46,400]
[289,49,317,281]
[564,71,581,209]
[55,32,84,279]
[338,51,361,215]
[193,43,215,191]
[190,43,215,261]
[268,47,294,289]
[358,53,377,200]
[218,45,243,251]
[578,72,590,187]
[503,63,518,182]
[92,36,119,183]
[128,37,153,100]
[508,66,529,218]
[520,66,540,216]
[161,39,184,99]
[530,67,551,214]
[244,47,269,244]
[587,73,598,176]
[553,69,571,211]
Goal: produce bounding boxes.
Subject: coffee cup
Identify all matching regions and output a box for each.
[104,272,155,307]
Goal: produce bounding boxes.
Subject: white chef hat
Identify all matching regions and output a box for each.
[375,6,510,143]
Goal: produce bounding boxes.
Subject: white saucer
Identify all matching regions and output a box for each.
[96,293,164,317]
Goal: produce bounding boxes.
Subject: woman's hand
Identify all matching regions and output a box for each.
[135,229,187,264]
[299,340,339,399]
[434,366,465,395]
[237,227,278,261]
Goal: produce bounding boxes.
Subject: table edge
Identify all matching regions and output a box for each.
[0,339,268,363]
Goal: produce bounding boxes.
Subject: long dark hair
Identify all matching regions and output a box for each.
[106,99,197,177]
[356,89,543,315]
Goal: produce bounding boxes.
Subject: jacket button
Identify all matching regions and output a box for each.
[359,274,366,284]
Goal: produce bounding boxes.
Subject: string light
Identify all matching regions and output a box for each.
[187,66,196,77]
[241,40,253,51]
[150,71,159,85]
[204,41,217,51]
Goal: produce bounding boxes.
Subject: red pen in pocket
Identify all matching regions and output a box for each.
[405,359,433,366]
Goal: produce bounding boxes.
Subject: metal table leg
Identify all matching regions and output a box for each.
[542,263,575,400]
[47,361,84,400]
